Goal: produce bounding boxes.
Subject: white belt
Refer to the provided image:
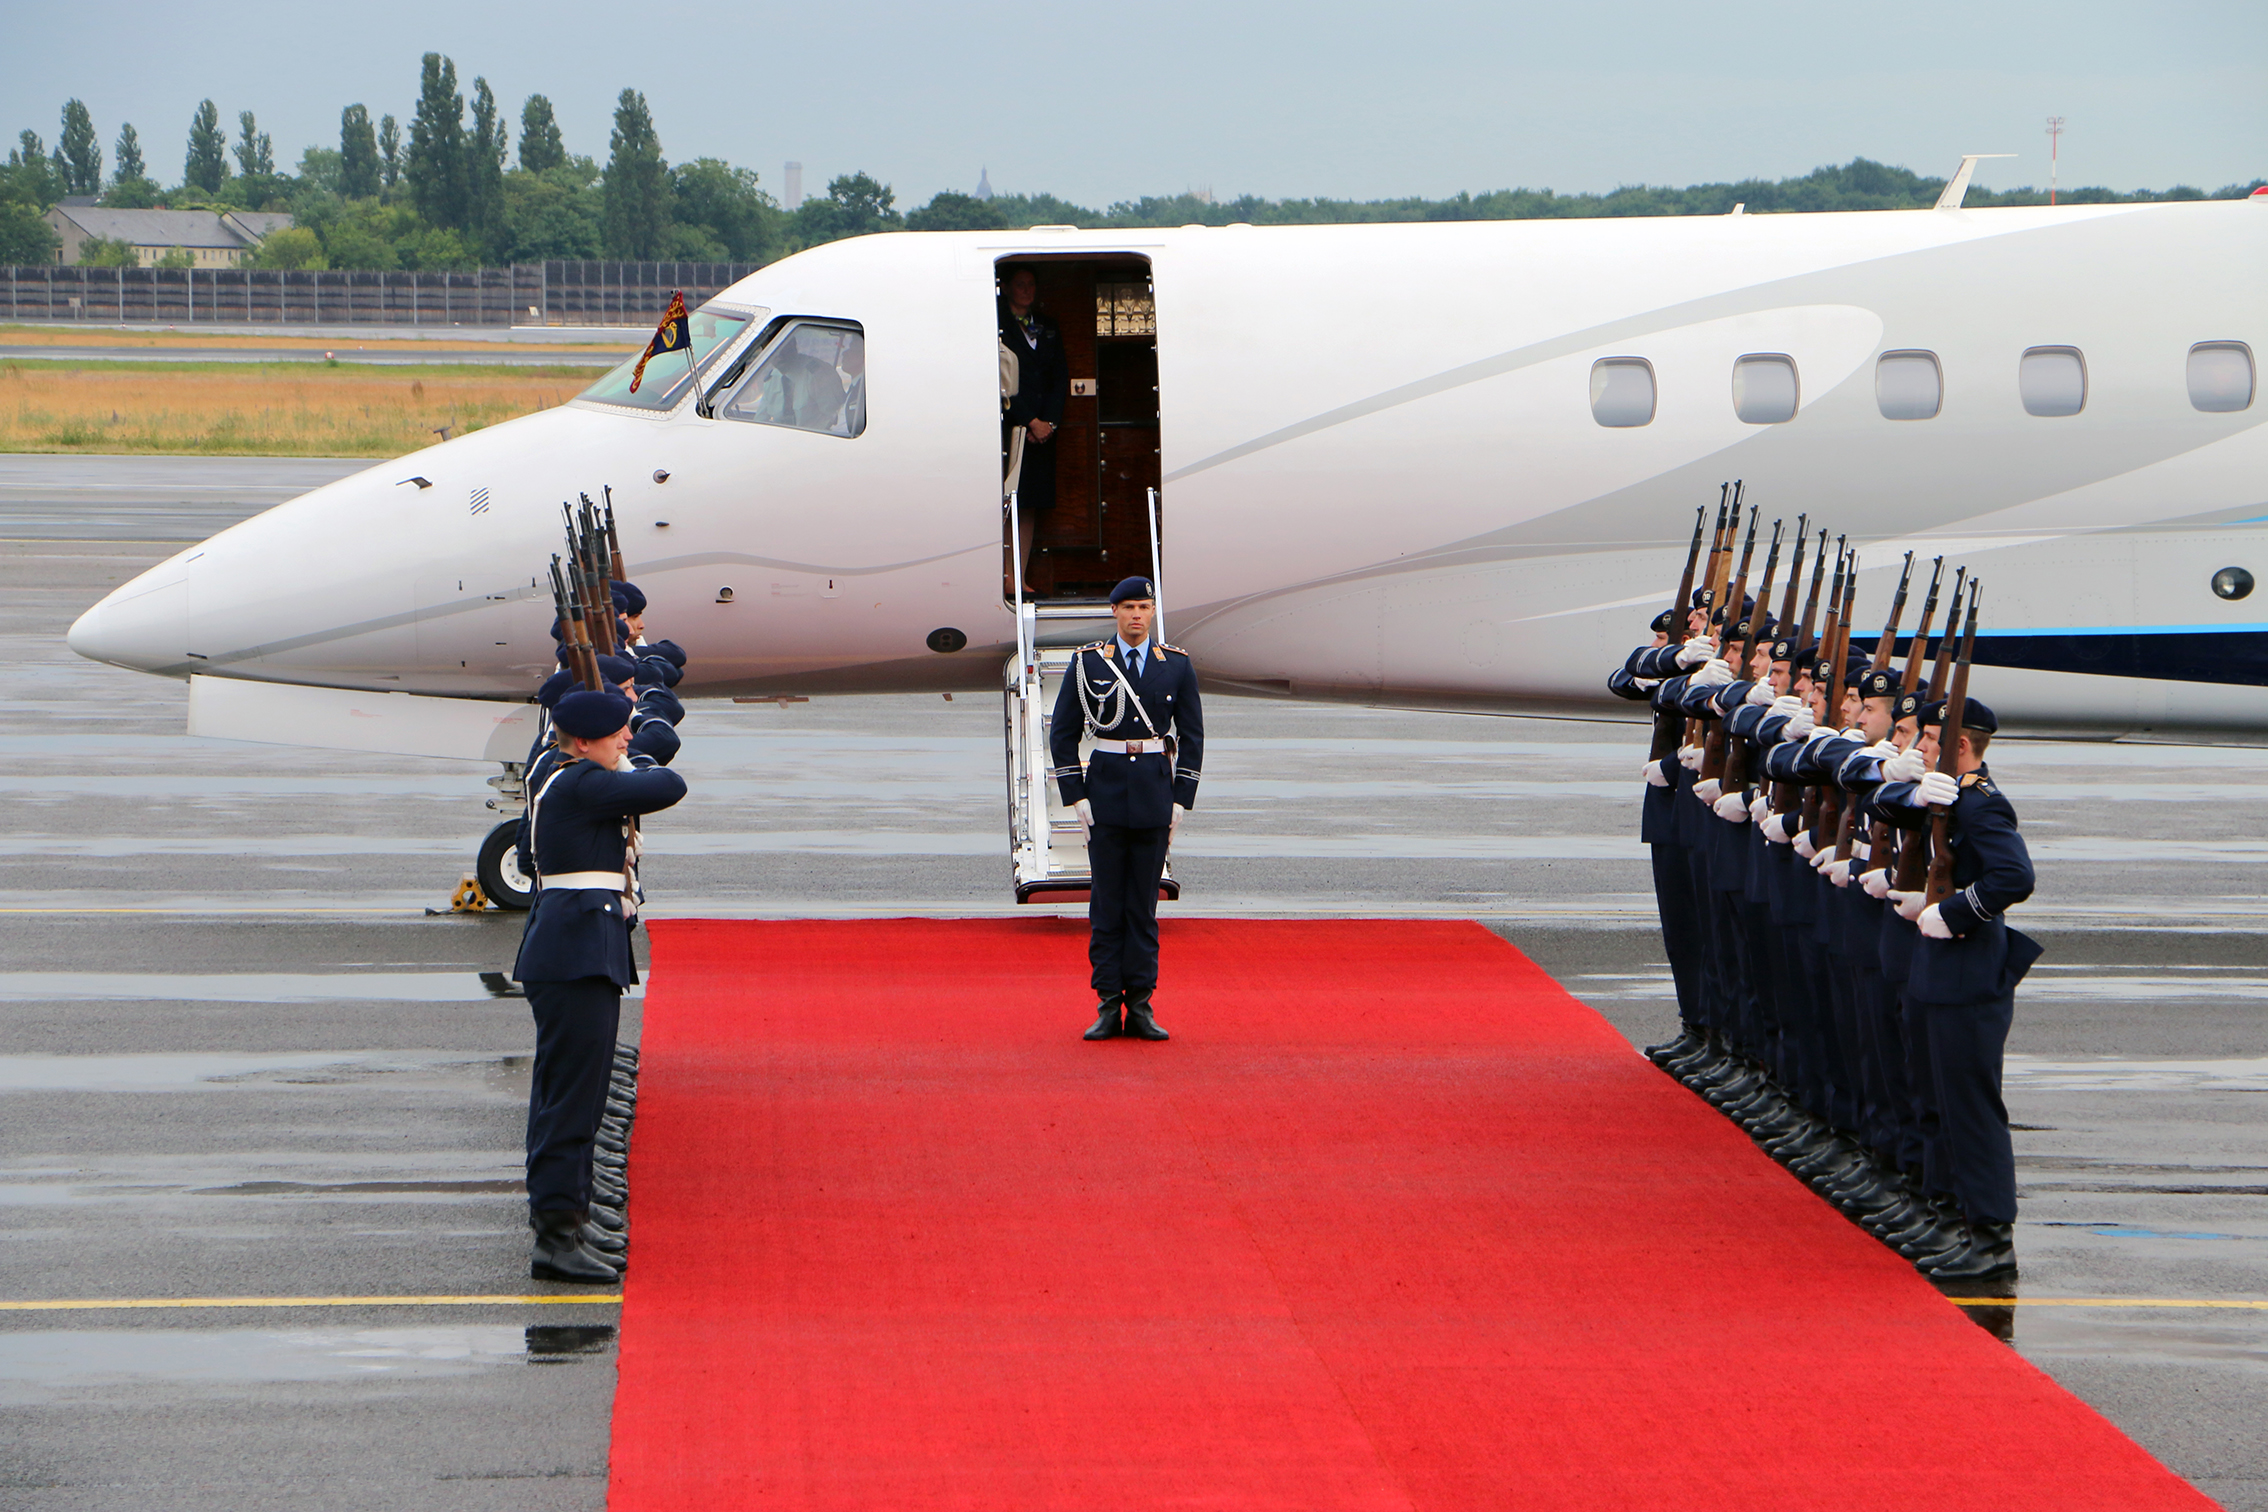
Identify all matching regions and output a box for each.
[541,870,628,891]
[1089,738,1164,755]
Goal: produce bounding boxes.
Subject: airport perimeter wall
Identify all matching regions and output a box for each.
[0,261,761,328]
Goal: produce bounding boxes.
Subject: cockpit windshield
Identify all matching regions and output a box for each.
[576,304,760,411]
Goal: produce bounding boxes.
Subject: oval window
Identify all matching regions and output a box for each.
[1589,357,1655,427]
[1730,354,1799,424]
[2020,346,2087,417]
[1875,351,1942,420]
[2188,342,2255,414]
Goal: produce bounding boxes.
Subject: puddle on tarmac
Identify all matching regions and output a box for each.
[0,972,541,1003]
[2004,1056,2268,1093]
[0,1323,615,1397]
[0,1050,526,1093]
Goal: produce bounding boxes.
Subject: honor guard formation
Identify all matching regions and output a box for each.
[511,495,691,1284]
[1052,576,1205,1042]
[1617,486,2039,1285]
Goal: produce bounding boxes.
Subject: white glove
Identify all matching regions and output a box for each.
[1694,778,1722,805]
[1861,868,1892,899]
[1714,791,1750,822]
[1074,798,1093,841]
[1812,846,1836,872]
[1761,812,1790,845]
[1676,637,1717,668]
[1693,659,1734,688]
[1893,890,1925,922]
[1643,759,1670,788]
[1779,705,1816,739]
[1171,803,1186,839]
[1793,830,1818,860]
[1744,680,1773,706]
[1749,794,1770,825]
[1917,770,1959,807]
[1679,743,1704,772]
[1863,740,1899,760]
[1919,903,1954,939]
[1771,693,1806,713]
[1804,724,1837,742]
[1828,858,1853,887]
[1882,749,1926,783]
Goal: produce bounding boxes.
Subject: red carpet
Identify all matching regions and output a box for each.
[608,919,2210,1510]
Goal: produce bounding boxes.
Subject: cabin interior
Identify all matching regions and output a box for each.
[997,255,1160,603]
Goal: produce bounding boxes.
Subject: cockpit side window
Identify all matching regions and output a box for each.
[576,304,760,412]
[714,321,866,438]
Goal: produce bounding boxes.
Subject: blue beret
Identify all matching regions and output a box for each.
[595,653,638,685]
[1857,668,1899,699]
[554,690,634,740]
[611,581,648,615]
[644,638,687,668]
[536,668,579,708]
[1109,576,1156,605]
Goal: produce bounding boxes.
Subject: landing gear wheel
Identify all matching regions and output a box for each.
[476,820,533,911]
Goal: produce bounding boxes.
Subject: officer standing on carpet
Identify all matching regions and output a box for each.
[514,688,687,1282]
[1050,576,1204,1042]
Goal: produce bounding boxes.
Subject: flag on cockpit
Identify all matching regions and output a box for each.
[628,291,692,394]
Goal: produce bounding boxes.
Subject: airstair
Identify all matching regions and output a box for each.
[1003,489,1178,903]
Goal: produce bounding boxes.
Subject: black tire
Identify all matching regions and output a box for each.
[476,820,534,911]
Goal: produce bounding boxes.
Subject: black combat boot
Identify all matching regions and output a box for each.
[1083,993,1126,1040]
[1123,997,1170,1041]
[1923,1221,2017,1282]
[1645,1026,1704,1067]
[531,1210,621,1284]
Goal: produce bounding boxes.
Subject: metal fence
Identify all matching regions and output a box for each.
[0,261,761,327]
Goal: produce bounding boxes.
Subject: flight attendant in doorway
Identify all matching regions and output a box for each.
[1001,266,1068,595]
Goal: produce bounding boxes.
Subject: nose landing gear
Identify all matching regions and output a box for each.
[476,819,535,911]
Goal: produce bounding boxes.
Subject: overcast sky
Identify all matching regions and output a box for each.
[6,0,2260,208]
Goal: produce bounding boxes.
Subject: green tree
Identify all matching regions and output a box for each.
[466,76,507,255]
[0,204,61,262]
[297,146,343,194]
[498,159,603,260]
[518,94,564,173]
[792,171,899,246]
[906,190,1007,231]
[671,157,778,259]
[111,122,145,183]
[254,226,327,269]
[378,114,402,189]
[103,173,160,209]
[340,104,380,199]
[5,130,61,209]
[57,100,100,194]
[76,234,138,267]
[184,100,229,193]
[154,245,193,270]
[233,110,274,180]
[601,88,670,258]
[406,53,468,229]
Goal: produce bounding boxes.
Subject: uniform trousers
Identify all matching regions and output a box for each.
[1922,992,2018,1223]
[1649,842,1705,1027]
[1087,822,1170,1001]
[525,977,622,1217]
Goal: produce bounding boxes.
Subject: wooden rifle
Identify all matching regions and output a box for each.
[1797,540,1848,831]
[1922,580,1981,908]
[602,485,628,581]
[1648,504,1709,764]
[1699,499,1759,781]
[550,555,602,692]
[1684,484,1736,753]
[1833,550,1914,861]
[1770,529,1829,815]
[1869,557,1946,875]
[567,500,617,657]
[1721,517,1784,792]
[1812,549,1860,841]
[1893,571,1973,893]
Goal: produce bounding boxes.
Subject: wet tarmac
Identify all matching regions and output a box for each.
[3,457,2264,1509]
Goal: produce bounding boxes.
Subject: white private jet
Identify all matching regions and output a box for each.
[67,170,2268,904]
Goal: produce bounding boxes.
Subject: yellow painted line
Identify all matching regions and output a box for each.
[1947,1297,2268,1310]
[0,1293,620,1312]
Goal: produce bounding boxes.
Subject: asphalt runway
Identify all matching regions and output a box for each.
[4,457,2264,1510]
[0,347,618,368]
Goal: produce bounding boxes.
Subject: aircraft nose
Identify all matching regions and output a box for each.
[68,562,191,674]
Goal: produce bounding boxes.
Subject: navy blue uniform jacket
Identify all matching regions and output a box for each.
[513,759,687,988]
[1879,764,2042,1005]
[1050,641,1204,829]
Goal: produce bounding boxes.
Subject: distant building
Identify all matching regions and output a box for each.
[783,162,803,211]
[975,168,994,201]
[41,207,294,268]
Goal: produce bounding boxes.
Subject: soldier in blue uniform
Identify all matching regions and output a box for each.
[512,689,688,1282]
[1049,576,1204,1041]
[1876,697,2039,1281]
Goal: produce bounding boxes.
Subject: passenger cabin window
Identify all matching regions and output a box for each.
[2188,342,2255,413]
[2019,346,2087,417]
[577,304,756,411]
[1875,351,1942,420]
[1731,354,1799,424]
[1590,357,1655,427]
[715,322,867,438]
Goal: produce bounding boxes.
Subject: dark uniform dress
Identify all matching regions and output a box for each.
[1049,636,1204,1007]
[1000,302,1069,516]
[512,755,687,1218]
[1879,764,2040,1224]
